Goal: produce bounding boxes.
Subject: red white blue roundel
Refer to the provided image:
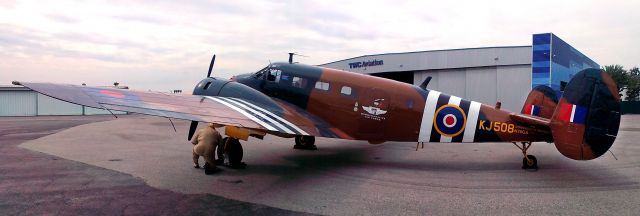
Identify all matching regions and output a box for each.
[433,104,467,137]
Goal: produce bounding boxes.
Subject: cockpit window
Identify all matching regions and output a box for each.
[254,67,268,78]
[267,68,282,83]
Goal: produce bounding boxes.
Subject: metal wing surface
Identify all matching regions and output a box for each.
[15,82,315,136]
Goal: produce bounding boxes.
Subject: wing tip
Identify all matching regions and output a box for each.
[11,81,22,86]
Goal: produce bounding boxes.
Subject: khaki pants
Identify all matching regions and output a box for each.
[192,142,217,168]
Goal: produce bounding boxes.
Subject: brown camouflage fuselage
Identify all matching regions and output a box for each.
[235,63,553,143]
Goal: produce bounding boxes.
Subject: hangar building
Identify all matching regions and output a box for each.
[319,33,599,112]
[1,33,598,116]
[0,85,126,116]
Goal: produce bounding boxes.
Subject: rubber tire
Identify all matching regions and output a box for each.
[522,155,538,170]
[294,135,316,150]
[218,137,243,165]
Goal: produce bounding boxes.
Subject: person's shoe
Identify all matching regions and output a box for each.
[225,162,247,169]
[204,167,221,175]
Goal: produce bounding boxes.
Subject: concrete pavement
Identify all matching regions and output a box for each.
[0,115,310,216]
[7,115,640,215]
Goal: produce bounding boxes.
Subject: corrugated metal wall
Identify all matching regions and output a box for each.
[465,67,497,105]
[497,65,531,112]
[0,90,37,116]
[0,89,128,116]
[37,93,83,115]
[412,65,530,112]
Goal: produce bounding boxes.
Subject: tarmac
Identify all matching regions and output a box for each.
[3,114,640,215]
[0,115,309,216]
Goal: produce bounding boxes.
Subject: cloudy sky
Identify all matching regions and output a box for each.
[1,0,639,92]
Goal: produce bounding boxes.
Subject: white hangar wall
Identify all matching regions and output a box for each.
[319,46,532,112]
[0,86,126,116]
[412,64,531,111]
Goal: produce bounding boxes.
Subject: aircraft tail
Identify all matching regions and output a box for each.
[521,85,558,119]
[549,68,621,160]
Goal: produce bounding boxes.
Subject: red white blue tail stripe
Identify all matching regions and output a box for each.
[524,104,541,116]
[558,103,587,124]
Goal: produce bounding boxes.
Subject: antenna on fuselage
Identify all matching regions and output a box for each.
[288,52,309,64]
[419,76,432,89]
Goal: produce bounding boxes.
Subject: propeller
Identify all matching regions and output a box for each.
[188,121,199,141]
[207,54,216,77]
[188,53,217,141]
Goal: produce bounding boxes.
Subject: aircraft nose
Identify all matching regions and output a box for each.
[192,77,231,96]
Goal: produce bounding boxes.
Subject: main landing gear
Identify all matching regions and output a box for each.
[512,142,538,170]
[217,137,247,169]
[293,135,317,150]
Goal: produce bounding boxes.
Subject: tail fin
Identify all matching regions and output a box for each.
[521,85,558,119]
[550,69,621,160]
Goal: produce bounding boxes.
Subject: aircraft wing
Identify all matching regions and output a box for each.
[13,81,326,137]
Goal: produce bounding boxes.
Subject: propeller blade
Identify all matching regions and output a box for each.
[207,54,216,77]
[188,121,198,141]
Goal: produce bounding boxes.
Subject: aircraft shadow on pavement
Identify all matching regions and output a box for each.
[214,143,638,191]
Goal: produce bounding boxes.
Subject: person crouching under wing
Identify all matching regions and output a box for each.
[191,123,223,174]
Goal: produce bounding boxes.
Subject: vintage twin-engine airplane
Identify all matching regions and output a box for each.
[13,54,621,169]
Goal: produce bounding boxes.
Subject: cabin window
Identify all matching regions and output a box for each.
[340,86,352,95]
[292,76,307,88]
[315,81,330,91]
[267,69,282,83]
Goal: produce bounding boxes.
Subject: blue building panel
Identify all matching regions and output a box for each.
[532,44,550,51]
[531,33,599,96]
[531,33,551,88]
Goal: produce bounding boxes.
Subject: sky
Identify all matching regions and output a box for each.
[1,0,639,92]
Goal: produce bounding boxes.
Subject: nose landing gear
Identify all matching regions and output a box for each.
[513,142,538,170]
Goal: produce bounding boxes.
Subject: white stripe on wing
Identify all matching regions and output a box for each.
[219,97,295,134]
[204,96,278,131]
[231,98,310,135]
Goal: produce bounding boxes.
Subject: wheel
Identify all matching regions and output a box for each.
[218,137,243,166]
[522,155,538,170]
[294,135,317,150]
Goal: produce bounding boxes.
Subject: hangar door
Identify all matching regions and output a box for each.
[0,91,37,116]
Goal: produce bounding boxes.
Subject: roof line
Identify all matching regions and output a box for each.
[319,45,531,66]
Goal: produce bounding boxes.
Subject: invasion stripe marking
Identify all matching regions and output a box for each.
[230,98,310,136]
[440,96,462,143]
[219,97,294,134]
[462,101,481,142]
[429,94,451,142]
[204,96,278,131]
[418,90,441,142]
[451,99,471,143]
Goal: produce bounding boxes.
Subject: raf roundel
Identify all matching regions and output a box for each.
[433,104,467,137]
